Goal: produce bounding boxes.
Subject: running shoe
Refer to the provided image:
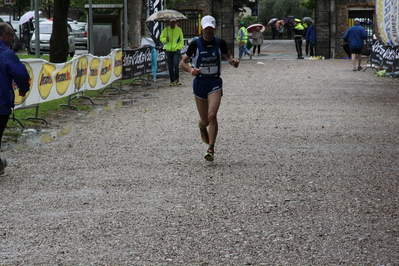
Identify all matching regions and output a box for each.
[0,158,8,175]
[204,149,214,161]
[199,122,209,144]
[353,67,357,71]
[357,66,363,71]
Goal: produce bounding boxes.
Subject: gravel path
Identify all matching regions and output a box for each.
[1,51,398,265]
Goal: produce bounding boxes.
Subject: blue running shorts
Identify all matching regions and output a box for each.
[193,77,223,100]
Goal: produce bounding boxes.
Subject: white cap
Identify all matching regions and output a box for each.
[354,18,360,22]
[201,15,216,29]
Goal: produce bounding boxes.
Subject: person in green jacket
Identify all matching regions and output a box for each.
[160,19,184,86]
[293,18,305,59]
[236,21,252,60]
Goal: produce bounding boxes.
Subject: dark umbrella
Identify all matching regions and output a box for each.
[284,16,295,25]
[247,24,265,33]
[146,9,188,22]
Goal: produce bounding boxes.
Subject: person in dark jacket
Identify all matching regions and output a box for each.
[293,18,305,59]
[305,21,316,57]
[0,22,30,174]
[343,18,367,71]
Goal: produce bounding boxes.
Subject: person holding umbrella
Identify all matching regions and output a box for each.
[251,26,264,56]
[160,19,184,86]
[293,18,305,59]
[236,21,252,60]
[179,15,239,162]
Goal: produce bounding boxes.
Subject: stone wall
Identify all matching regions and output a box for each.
[316,0,375,59]
[176,0,236,57]
[176,0,212,15]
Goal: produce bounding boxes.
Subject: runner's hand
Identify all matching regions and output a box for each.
[230,59,239,68]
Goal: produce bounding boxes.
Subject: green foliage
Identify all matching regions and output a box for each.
[166,0,186,9]
[234,0,258,13]
[300,0,315,10]
[258,0,313,22]
[238,14,262,26]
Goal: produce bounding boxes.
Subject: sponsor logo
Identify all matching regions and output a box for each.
[74,57,88,90]
[89,58,100,88]
[38,63,56,99]
[55,62,72,95]
[114,50,123,77]
[14,62,33,105]
[100,58,112,85]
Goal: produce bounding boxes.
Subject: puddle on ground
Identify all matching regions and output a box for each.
[8,97,142,149]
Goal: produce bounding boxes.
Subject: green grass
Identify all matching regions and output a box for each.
[5,54,138,141]
[9,90,104,128]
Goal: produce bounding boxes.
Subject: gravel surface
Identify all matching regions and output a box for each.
[1,51,399,265]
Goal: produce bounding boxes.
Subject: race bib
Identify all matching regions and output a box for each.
[199,66,218,75]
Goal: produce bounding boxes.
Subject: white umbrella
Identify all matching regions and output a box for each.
[146,9,188,22]
[19,11,41,25]
[267,18,278,25]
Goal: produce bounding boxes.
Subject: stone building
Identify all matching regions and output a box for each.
[174,0,236,56]
[316,0,376,59]
[174,0,377,59]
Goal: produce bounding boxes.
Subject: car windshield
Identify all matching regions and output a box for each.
[39,24,53,34]
[70,24,85,31]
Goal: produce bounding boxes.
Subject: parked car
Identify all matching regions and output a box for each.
[68,21,87,48]
[0,16,23,51]
[29,20,75,56]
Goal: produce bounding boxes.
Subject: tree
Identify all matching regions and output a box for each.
[127,0,142,49]
[258,0,312,23]
[166,0,185,9]
[234,0,258,12]
[300,0,315,11]
[50,0,70,63]
[40,0,54,19]
[9,0,30,19]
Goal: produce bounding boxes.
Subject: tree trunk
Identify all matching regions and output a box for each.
[50,0,70,63]
[127,0,142,49]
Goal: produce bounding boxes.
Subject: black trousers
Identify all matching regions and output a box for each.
[0,114,10,150]
[309,42,315,57]
[294,37,303,58]
[252,45,261,54]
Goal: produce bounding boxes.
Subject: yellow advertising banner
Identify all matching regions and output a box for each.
[38,63,56,100]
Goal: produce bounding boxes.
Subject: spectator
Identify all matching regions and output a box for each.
[251,26,264,56]
[343,18,367,71]
[160,19,184,86]
[236,21,252,60]
[0,22,30,175]
[305,21,316,57]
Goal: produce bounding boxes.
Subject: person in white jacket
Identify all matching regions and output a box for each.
[251,27,264,56]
